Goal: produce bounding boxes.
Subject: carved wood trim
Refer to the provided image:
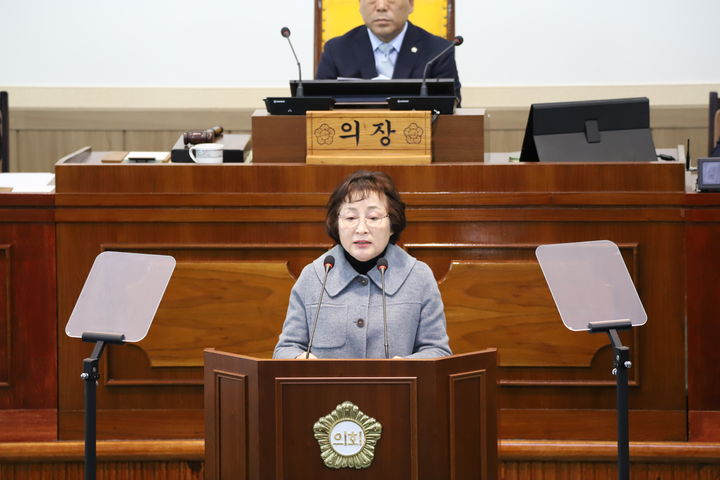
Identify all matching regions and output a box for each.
[0,244,12,389]
[213,369,247,480]
[449,369,488,480]
[274,376,419,480]
[405,242,642,387]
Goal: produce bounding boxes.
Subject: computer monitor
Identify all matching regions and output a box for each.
[290,79,455,104]
[519,97,657,163]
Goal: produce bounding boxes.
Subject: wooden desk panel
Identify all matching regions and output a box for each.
[0,194,57,441]
[685,196,720,441]
[251,109,485,163]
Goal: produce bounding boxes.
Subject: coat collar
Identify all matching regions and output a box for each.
[393,21,421,79]
[313,244,416,297]
[350,26,378,79]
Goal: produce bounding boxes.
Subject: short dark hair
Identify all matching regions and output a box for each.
[325,170,406,244]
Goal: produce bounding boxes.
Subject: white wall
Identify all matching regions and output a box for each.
[455,0,719,85]
[1,0,718,107]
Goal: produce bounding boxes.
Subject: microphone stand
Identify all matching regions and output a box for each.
[420,37,461,97]
[283,35,304,97]
[264,27,334,115]
[307,257,334,358]
[377,259,389,358]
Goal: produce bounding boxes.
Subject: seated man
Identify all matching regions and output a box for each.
[316,0,462,101]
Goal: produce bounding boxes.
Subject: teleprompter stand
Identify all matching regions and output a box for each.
[80,331,125,480]
[588,319,633,480]
[536,240,647,480]
[65,252,176,480]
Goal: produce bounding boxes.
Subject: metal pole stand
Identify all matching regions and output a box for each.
[80,332,125,480]
[588,319,632,480]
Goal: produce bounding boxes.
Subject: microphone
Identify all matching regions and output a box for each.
[377,257,389,359]
[280,27,304,97]
[306,255,335,358]
[419,36,463,97]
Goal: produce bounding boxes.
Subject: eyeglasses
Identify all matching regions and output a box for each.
[338,213,389,228]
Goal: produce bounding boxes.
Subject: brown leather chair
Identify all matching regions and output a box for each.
[709,91,720,156]
[0,91,8,172]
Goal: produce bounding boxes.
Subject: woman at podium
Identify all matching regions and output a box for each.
[273,170,452,359]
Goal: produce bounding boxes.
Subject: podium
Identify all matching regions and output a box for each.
[251,108,485,163]
[204,349,497,480]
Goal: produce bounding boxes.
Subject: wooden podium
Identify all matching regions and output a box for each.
[251,108,485,163]
[204,349,497,480]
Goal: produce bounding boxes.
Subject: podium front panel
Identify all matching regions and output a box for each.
[275,377,418,479]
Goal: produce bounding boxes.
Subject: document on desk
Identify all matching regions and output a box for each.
[0,173,55,193]
[124,152,171,163]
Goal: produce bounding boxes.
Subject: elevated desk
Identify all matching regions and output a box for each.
[251,108,485,163]
[47,153,696,442]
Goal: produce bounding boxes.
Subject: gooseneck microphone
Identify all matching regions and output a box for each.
[377,257,390,359]
[306,255,335,358]
[280,27,304,97]
[419,35,463,97]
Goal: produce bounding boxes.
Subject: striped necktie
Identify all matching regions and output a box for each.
[376,43,395,78]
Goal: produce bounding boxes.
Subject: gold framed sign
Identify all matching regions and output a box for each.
[306,110,431,165]
[313,401,383,469]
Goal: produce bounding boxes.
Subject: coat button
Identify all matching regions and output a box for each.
[356,318,365,328]
[359,277,368,286]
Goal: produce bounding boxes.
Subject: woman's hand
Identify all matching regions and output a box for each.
[295,352,318,359]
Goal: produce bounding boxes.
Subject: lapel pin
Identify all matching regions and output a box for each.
[411,46,418,53]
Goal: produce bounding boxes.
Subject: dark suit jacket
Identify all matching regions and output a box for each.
[316,22,461,101]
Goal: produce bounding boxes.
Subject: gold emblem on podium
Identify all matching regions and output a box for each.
[313,401,382,469]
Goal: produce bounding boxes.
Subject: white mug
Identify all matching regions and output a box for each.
[188,143,223,164]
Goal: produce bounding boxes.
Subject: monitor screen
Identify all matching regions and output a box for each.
[290,79,455,104]
[519,97,657,162]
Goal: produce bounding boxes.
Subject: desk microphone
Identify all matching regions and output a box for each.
[377,257,389,359]
[281,27,304,97]
[306,255,335,358]
[419,36,463,97]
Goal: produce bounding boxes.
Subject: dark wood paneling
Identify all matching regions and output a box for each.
[50,162,690,441]
[204,349,496,480]
[686,201,720,441]
[0,440,204,480]
[5,439,720,480]
[275,377,418,479]
[450,369,489,480]
[217,371,247,480]
[0,409,56,442]
[54,157,685,194]
[501,409,686,441]
[58,409,204,440]
[0,194,57,442]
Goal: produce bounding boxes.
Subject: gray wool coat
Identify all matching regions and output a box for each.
[273,244,452,359]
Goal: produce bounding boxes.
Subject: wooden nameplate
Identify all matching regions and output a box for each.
[306,110,431,165]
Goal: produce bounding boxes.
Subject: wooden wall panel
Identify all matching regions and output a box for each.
[216,371,247,480]
[49,163,689,442]
[0,197,57,441]
[8,130,19,172]
[17,130,123,172]
[686,204,720,441]
[140,261,296,367]
[124,130,186,151]
[440,261,610,368]
[450,369,489,480]
[0,246,9,387]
